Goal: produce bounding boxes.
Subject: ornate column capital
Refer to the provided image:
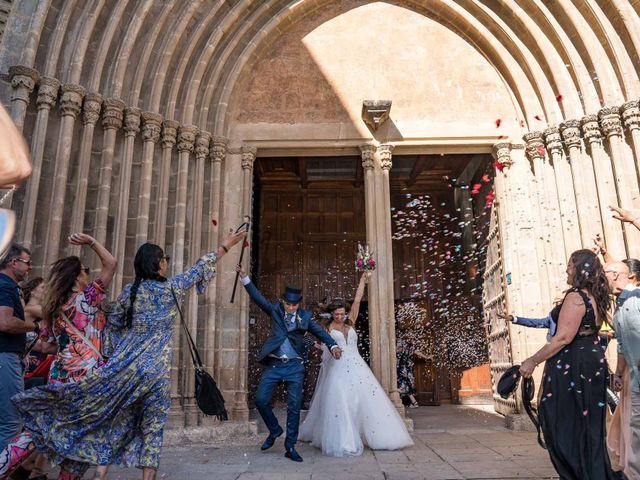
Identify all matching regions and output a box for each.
[177,124,198,153]
[378,143,394,171]
[161,120,179,149]
[523,131,545,162]
[101,98,126,130]
[210,136,228,163]
[359,144,376,171]
[82,92,102,126]
[123,107,141,137]
[559,119,582,148]
[194,131,212,160]
[8,65,39,103]
[620,100,640,132]
[36,77,60,110]
[543,127,563,156]
[581,114,603,143]
[141,111,163,143]
[598,107,623,138]
[241,145,257,170]
[491,142,512,162]
[59,84,86,118]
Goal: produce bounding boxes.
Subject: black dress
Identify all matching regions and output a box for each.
[538,288,619,480]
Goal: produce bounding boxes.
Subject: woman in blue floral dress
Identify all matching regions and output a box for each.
[12,228,246,480]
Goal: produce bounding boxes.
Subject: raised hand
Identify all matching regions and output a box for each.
[221,227,247,251]
[68,233,96,246]
[609,205,636,223]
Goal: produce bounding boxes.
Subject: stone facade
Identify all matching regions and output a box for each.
[1,0,640,427]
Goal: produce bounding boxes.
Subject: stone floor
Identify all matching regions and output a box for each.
[41,405,557,479]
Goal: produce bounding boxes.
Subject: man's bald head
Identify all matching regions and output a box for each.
[605,261,632,295]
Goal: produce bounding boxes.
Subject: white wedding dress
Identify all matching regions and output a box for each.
[299,327,414,457]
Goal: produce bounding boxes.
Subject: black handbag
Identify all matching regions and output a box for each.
[170,288,228,420]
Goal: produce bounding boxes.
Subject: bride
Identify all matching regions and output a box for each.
[299,272,413,457]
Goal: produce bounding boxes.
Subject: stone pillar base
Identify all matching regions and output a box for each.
[163,421,258,445]
[504,413,537,432]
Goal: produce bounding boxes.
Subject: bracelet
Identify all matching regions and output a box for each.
[89,240,96,248]
[219,245,229,253]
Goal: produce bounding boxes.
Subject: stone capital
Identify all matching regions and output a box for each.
[378,143,394,171]
[8,66,39,103]
[359,144,376,171]
[161,120,179,149]
[559,119,582,149]
[36,77,60,109]
[210,136,228,163]
[82,92,103,126]
[141,111,163,143]
[543,127,563,156]
[59,84,86,118]
[620,100,640,132]
[177,124,198,153]
[194,131,212,159]
[491,142,512,163]
[101,98,126,130]
[598,107,623,138]
[580,115,602,143]
[241,145,257,170]
[523,131,545,162]
[123,107,141,136]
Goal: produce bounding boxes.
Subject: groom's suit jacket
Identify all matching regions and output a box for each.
[244,280,338,364]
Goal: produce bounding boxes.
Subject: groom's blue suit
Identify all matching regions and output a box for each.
[243,279,338,450]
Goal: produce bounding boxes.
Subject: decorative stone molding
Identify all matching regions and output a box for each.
[101,98,126,130]
[543,127,563,156]
[523,131,545,163]
[8,66,39,103]
[598,107,623,138]
[141,111,163,143]
[82,92,103,126]
[36,77,60,109]
[241,145,257,170]
[378,143,394,171]
[210,136,228,163]
[161,120,179,149]
[559,119,582,149]
[123,107,141,137]
[359,144,376,171]
[362,100,392,130]
[59,84,86,118]
[491,142,512,164]
[620,100,640,132]
[194,131,212,159]
[581,114,603,143]
[177,124,197,153]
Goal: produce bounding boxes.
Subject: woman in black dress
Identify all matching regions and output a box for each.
[519,249,618,479]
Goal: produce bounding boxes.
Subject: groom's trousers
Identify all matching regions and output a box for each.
[255,358,304,450]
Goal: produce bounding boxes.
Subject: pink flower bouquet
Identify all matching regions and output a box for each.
[355,243,376,272]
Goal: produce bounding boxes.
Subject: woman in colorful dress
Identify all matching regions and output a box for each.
[12,227,246,480]
[519,249,618,479]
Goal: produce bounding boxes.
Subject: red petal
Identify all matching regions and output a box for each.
[482,174,490,182]
[495,119,502,128]
[243,240,249,248]
[534,115,542,121]
[556,94,563,102]
[211,219,217,226]
[498,135,506,140]
[536,146,546,156]
[473,183,482,190]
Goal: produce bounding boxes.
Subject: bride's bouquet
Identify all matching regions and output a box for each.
[355,243,376,272]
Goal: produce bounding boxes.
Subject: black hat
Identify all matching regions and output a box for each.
[282,285,303,304]
[497,365,521,399]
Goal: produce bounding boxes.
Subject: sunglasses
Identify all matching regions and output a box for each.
[14,258,32,266]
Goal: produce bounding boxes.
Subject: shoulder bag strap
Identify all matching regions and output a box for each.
[170,287,203,369]
[59,310,105,361]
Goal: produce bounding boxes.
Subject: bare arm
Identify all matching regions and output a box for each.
[610,205,640,233]
[0,306,35,334]
[349,272,369,325]
[520,292,583,378]
[68,233,117,288]
[24,304,42,321]
[592,233,615,263]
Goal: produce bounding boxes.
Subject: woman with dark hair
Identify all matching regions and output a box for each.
[300,272,413,457]
[519,249,618,479]
[13,228,245,480]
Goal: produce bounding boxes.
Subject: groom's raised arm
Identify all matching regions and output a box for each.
[240,276,273,315]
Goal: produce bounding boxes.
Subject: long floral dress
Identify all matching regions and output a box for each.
[11,253,218,471]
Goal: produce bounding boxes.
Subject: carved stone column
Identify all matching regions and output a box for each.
[559,119,602,249]
[136,111,163,246]
[110,107,141,297]
[8,66,38,130]
[543,127,581,256]
[44,84,85,266]
[69,92,102,256]
[19,77,59,248]
[154,120,178,246]
[599,106,640,257]
[621,101,640,174]
[95,99,125,247]
[581,114,625,257]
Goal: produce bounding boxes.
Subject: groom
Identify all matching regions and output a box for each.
[237,266,342,462]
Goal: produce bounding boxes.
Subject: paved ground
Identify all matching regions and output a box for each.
[43,405,557,479]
